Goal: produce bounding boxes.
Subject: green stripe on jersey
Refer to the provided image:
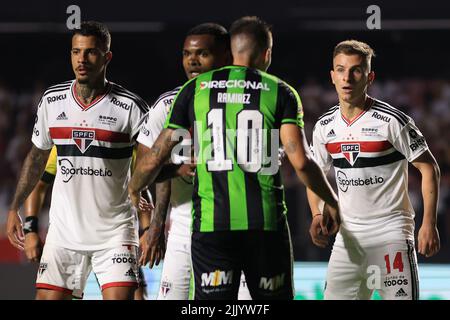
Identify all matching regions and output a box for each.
[225,67,248,230]
[259,75,279,230]
[194,72,215,232]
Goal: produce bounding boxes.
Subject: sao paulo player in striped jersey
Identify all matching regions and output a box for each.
[6,21,150,300]
[20,146,151,300]
[308,40,441,300]
[136,23,251,300]
[129,16,340,300]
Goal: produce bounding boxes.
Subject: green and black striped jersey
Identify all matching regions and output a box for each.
[165,65,304,232]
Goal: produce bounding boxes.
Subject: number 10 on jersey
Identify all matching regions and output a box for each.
[205,109,268,173]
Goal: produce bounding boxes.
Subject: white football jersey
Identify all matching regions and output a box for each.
[137,87,193,237]
[311,97,428,246]
[32,80,149,250]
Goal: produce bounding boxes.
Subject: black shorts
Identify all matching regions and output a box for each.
[191,218,294,300]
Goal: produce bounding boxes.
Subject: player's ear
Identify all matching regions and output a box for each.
[105,51,113,65]
[330,70,335,85]
[368,71,375,85]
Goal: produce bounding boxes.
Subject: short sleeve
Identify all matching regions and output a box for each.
[129,101,150,141]
[278,82,304,129]
[164,80,196,130]
[31,97,53,150]
[391,119,429,162]
[311,123,333,173]
[137,94,172,148]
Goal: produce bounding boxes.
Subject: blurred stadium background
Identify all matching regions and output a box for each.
[0,0,449,299]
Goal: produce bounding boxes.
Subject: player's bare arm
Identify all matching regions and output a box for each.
[7,145,51,250]
[143,181,170,268]
[411,150,441,257]
[280,124,340,224]
[129,128,178,207]
[306,189,333,248]
[23,180,49,262]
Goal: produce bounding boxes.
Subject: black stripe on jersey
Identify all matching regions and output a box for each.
[372,105,407,126]
[407,240,419,300]
[209,68,231,231]
[273,172,286,231]
[149,91,179,111]
[192,170,201,231]
[192,106,201,231]
[332,150,405,169]
[374,100,409,123]
[317,105,339,121]
[111,87,149,108]
[45,81,72,90]
[243,69,264,229]
[111,89,149,114]
[56,144,133,159]
[112,85,149,109]
[43,86,71,97]
[41,171,56,184]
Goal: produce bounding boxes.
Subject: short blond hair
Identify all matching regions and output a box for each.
[333,40,375,70]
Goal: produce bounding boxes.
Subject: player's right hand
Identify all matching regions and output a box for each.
[309,214,329,248]
[6,210,24,250]
[323,202,341,235]
[24,233,43,262]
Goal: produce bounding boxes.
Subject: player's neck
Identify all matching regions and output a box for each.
[339,94,369,121]
[75,78,108,105]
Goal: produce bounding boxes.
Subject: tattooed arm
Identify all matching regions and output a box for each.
[7,145,51,250]
[129,128,178,207]
[280,124,340,232]
[140,180,171,268]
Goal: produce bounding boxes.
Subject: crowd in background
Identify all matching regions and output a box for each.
[1,77,449,262]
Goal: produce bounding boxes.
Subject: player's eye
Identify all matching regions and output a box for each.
[182,51,190,57]
[200,51,209,58]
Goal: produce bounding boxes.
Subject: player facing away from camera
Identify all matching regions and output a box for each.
[21,146,151,300]
[136,23,251,300]
[129,16,339,300]
[308,40,440,300]
[6,21,151,300]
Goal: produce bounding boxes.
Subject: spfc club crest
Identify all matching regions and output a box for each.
[342,143,360,166]
[160,279,172,298]
[72,129,95,153]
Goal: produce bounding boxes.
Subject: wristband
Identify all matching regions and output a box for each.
[312,213,322,219]
[23,216,39,234]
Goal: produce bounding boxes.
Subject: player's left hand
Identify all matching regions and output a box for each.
[139,220,166,268]
[418,223,440,257]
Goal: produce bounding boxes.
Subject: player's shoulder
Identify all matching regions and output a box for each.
[370,97,411,127]
[150,86,181,110]
[42,80,73,99]
[109,82,150,114]
[315,104,340,127]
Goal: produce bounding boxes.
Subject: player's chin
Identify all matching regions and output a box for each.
[76,75,90,84]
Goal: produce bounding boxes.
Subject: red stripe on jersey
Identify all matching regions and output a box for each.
[49,127,130,143]
[326,140,393,154]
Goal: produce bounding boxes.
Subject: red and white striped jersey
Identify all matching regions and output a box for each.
[32,80,149,250]
[311,97,428,246]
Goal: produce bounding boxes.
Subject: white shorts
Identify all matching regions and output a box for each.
[36,243,139,298]
[325,239,419,300]
[157,234,252,300]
